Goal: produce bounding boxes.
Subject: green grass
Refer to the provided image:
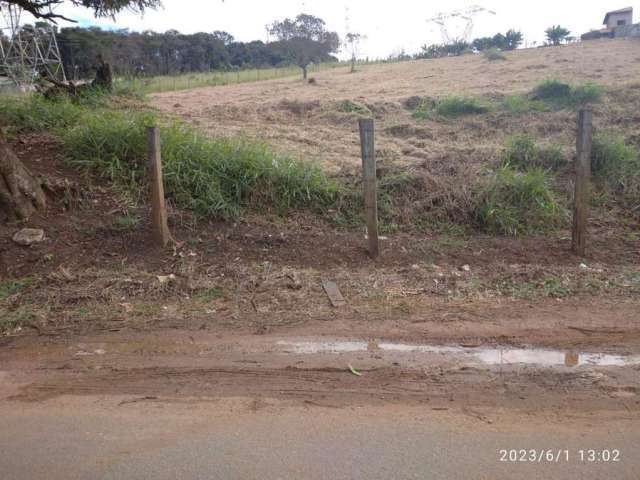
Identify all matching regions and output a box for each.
[62,109,339,219]
[1,94,340,220]
[501,95,549,114]
[0,94,86,133]
[504,135,567,170]
[0,278,33,301]
[435,96,490,117]
[591,134,640,209]
[414,95,490,119]
[531,79,603,109]
[474,166,566,236]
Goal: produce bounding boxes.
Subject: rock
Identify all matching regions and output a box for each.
[157,274,176,285]
[12,228,45,246]
[461,264,471,272]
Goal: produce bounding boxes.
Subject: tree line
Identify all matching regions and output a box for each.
[54,22,338,80]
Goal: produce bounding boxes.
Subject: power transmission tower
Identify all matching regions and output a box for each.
[427,5,496,44]
[0,2,66,91]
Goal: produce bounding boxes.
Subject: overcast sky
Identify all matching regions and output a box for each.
[49,0,639,59]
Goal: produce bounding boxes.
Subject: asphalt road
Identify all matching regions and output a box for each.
[0,397,637,480]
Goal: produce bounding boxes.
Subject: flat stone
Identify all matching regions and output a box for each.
[12,228,45,246]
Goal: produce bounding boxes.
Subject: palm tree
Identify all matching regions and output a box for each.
[545,25,571,46]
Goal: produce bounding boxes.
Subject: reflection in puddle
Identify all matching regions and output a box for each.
[276,341,640,367]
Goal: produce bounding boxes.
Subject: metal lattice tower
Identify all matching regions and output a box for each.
[0,2,66,90]
[427,5,497,44]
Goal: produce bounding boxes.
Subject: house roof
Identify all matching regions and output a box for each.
[604,7,633,24]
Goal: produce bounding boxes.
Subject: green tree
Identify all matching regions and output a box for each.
[545,25,571,46]
[268,14,340,80]
[3,0,161,22]
[504,29,523,50]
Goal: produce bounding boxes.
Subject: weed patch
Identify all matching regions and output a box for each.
[500,95,549,114]
[0,278,33,301]
[335,100,371,115]
[591,134,640,210]
[473,166,566,235]
[504,135,567,170]
[414,95,490,119]
[63,110,339,219]
[531,79,603,109]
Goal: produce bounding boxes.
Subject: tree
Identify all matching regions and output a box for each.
[545,25,571,46]
[3,0,161,22]
[1,0,161,222]
[472,36,494,52]
[268,14,339,80]
[345,32,364,73]
[504,29,523,50]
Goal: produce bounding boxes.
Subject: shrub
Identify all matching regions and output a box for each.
[571,83,604,106]
[413,95,490,119]
[484,48,506,61]
[531,79,571,101]
[504,135,567,170]
[474,166,565,235]
[531,79,603,108]
[62,110,339,219]
[435,96,490,118]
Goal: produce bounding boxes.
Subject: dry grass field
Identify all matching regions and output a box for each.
[152,39,640,176]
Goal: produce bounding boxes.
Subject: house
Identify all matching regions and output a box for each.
[604,7,633,28]
[582,7,640,40]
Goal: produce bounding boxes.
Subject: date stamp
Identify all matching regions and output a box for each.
[498,449,621,463]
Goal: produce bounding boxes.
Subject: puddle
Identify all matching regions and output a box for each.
[276,341,640,368]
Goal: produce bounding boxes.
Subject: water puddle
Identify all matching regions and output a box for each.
[276,341,640,368]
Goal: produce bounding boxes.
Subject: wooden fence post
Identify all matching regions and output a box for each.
[147,126,171,247]
[358,118,379,259]
[572,108,593,256]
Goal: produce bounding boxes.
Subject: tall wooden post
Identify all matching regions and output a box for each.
[358,118,379,259]
[572,109,593,256]
[147,126,171,247]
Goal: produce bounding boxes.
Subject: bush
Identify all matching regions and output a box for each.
[531,79,603,108]
[501,95,549,114]
[571,83,604,106]
[591,134,640,209]
[474,166,565,235]
[504,135,567,170]
[62,110,339,218]
[484,48,506,61]
[419,95,490,118]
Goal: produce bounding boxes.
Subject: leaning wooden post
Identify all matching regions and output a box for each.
[572,109,593,256]
[358,118,379,259]
[147,126,171,247]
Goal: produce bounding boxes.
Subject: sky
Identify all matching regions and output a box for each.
[36,1,640,59]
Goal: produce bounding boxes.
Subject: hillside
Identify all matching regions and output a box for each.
[152,39,640,175]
